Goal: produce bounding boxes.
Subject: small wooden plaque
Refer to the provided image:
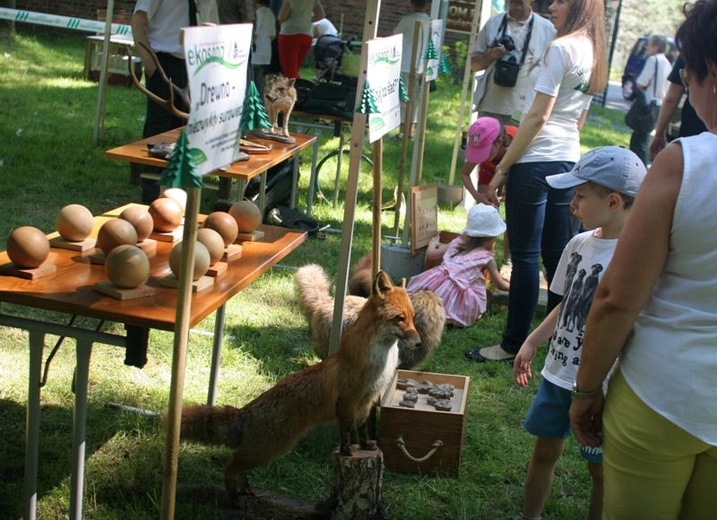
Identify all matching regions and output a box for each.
[236,230,264,243]
[206,262,227,277]
[150,226,183,243]
[50,236,97,252]
[136,238,158,256]
[222,243,243,261]
[410,184,439,255]
[0,262,57,280]
[159,274,214,292]
[94,281,156,300]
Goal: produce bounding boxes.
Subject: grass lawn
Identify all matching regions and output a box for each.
[0,31,632,519]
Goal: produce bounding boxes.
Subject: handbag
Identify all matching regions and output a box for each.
[493,15,533,88]
[625,59,659,132]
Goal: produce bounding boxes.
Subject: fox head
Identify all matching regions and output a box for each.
[370,271,422,349]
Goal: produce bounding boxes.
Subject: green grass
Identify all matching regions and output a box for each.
[0,32,632,519]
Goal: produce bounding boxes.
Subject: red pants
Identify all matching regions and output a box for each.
[278,33,312,79]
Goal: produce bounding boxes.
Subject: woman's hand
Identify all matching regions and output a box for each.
[569,392,605,448]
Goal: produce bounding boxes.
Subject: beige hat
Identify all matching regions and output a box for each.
[462,203,506,237]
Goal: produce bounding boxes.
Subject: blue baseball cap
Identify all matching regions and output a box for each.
[546,146,646,197]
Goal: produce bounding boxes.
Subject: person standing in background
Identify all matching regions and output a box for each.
[253,0,276,95]
[649,55,707,159]
[470,0,555,126]
[131,0,195,203]
[393,0,431,139]
[628,34,670,166]
[217,0,255,24]
[277,0,326,79]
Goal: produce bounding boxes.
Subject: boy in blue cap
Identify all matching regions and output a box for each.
[512,146,646,520]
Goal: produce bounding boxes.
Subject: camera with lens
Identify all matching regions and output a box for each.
[491,35,516,52]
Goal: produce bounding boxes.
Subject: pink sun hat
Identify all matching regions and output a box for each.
[465,117,501,164]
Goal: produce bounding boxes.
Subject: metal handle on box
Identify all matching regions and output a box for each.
[395,435,443,463]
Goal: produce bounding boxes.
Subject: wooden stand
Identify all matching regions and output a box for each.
[50,236,97,252]
[0,261,57,280]
[160,274,214,292]
[94,281,156,300]
[136,238,158,256]
[236,230,265,243]
[206,262,227,277]
[150,226,183,243]
[222,243,243,261]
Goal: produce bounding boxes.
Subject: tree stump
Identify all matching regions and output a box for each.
[323,446,387,520]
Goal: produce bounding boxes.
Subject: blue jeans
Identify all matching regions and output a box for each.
[501,161,575,354]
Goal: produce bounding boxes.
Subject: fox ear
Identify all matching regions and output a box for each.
[373,270,393,298]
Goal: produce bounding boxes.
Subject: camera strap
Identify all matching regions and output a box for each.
[498,13,534,66]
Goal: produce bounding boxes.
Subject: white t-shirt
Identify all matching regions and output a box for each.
[134,0,190,58]
[393,12,431,74]
[471,11,555,118]
[621,132,717,445]
[637,53,671,105]
[313,18,337,38]
[519,34,594,163]
[253,6,276,65]
[541,230,617,390]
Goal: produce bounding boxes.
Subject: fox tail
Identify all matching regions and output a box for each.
[179,404,242,447]
[294,264,334,322]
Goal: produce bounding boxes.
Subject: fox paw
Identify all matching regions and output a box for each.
[360,439,378,451]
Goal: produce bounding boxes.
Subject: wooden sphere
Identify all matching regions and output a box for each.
[56,204,94,242]
[148,198,183,232]
[169,241,210,281]
[161,188,187,211]
[6,226,50,269]
[119,206,153,242]
[203,211,238,247]
[97,218,138,256]
[196,228,224,266]
[105,244,150,289]
[229,201,262,233]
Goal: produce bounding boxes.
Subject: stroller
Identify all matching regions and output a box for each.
[313,34,358,83]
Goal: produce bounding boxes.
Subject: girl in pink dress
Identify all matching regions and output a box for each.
[407,204,510,327]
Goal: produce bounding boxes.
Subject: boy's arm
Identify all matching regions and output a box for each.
[514,304,561,386]
[460,161,492,206]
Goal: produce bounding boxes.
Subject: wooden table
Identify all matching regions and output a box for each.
[0,204,306,520]
[106,129,316,208]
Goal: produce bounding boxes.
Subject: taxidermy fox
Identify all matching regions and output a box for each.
[179,270,420,505]
[295,263,445,369]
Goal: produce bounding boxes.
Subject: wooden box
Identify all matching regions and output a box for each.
[378,370,469,476]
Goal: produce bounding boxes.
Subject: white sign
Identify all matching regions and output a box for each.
[182,24,252,176]
[366,34,403,143]
[424,19,444,82]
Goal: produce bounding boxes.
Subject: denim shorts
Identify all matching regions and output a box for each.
[524,377,603,464]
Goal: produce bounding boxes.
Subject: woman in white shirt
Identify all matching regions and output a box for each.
[468,0,607,363]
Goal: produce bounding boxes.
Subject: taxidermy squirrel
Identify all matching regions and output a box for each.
[179,270,421,505]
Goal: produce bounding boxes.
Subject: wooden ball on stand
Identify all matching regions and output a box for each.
[169,241,210,281]
[202,211,239,247]
[56,204,94,242]
[97,219,138,256]
[149,198,184,232]
[119,206,154,242]
[229,201,262,233]
[105,244,150,289]
[6,226,50,268]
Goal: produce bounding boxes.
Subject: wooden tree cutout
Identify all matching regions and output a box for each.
[160,129,204,189]
[355,79,380,114]
[241,81,272,133]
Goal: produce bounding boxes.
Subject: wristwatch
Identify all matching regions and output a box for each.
[571,381,598,399]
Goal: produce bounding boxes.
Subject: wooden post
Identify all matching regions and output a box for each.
[371,140,383,279]
[160,186,201,519]
[328,0,382,355]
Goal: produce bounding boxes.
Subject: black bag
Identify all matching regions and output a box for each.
[494,58,521,87]
[295,81,357,120]
[492,14,533,88]
[625,91,659,132]
[625,59,659,133]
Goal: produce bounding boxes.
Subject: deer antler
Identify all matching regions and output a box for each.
[128,42,191,121]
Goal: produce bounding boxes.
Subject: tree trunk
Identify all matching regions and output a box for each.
[323,447,387,520]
